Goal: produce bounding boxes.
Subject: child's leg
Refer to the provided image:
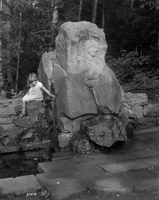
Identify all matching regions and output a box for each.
[22,99,26,115]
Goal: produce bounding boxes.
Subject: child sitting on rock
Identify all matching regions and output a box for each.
[21,73,55,116]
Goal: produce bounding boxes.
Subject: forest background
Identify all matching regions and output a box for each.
[0,0,159,92]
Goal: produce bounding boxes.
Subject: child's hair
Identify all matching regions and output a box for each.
[28,73,38,83]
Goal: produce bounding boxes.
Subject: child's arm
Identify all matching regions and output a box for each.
[41,85,55,98]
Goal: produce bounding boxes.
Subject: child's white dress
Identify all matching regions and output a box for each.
[22,81,44,102]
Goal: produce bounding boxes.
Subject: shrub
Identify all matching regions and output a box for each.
[106,50,150,84]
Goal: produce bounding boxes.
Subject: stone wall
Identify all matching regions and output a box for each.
[122,91,159,129]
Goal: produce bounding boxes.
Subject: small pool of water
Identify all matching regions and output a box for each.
[0,148,53,178]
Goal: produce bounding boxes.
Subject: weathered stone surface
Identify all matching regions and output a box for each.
[72,155,110,166]
[35,129,159,197]
[0,99,21,131]
[0,98,54,153]
[55,21,107,76]
[0,144,21,153]
[41,52,54,80]
[123,169,159,192]
[36,170,82,181]
[0,126,6,136]
[0,99,21,115]
[79,166,108,179]
[59,117,73,133]
[38,160,80,173]
[14,101,44,129]
[27,100,43,116]
[37,21,129,150]
[37,176,88,200]
[143,103,159,117]
[100,157,159,174]
[86,117,127,147]
[56,74,97,119]
[0,140,51,153]
[58,133,72,148]
[89,175,131,194]
[70,134,92,153]
[2,127,25,146]
[131,105,143,118]
[121,90,159,129]
[0,175,41,196]
[122,92,148,108]
[58,117,82,133]
[138,117,157,129]
[93,66,122,114]
[129,149,159,159]
[53,63,67,95]
[38,51,55,95]
[20,140,51,151]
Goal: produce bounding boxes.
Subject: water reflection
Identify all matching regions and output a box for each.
[0,148,53,178]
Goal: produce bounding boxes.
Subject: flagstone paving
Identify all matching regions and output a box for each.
[36,128,159,199]
[0,175,41,196]
[100,157,159,173]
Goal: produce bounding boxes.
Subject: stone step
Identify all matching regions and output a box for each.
[0,175,41,197]
[36,160,159,199]
[100,157,159,174]
[38,160,80,173]
[36,174,89,200]
[36,172,130,199]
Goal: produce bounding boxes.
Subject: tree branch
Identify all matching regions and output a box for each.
[2,0,12,12]
[0,10,12,18]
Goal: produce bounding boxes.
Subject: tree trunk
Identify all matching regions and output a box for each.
[130,0,135,9]
[15,11,22,93]
[7,47,12,83]
[3,0,12,87]
[78,0,83,21]
[51,0,59,28]
[0,0,2,91]
[157,32,159,50]
[102,0,105,31]
[92,0,98,23]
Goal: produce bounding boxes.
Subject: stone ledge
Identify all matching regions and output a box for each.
[0,175,41,197]
[0,140,51,154]
[100,157,159,174]
[36,176,89,200]
[36,173,132,199]
[38,160,80,173]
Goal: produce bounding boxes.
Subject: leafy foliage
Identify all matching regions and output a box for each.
[106,51,152,84]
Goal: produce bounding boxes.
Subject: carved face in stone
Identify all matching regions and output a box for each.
[85,40,98,57]
[77,39,103,78]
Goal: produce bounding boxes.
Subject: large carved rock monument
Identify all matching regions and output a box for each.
[38,21,128,151]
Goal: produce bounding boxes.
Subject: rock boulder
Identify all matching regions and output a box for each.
[38,21,128,151]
